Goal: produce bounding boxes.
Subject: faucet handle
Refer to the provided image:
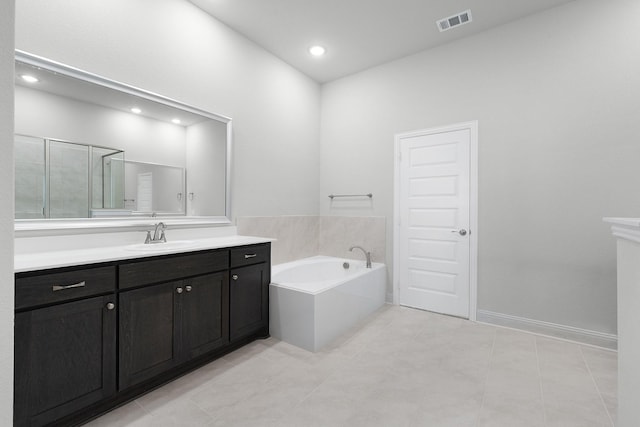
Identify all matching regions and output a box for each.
[144,230,152,244]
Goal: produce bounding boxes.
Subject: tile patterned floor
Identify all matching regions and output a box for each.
[86,305,617,426]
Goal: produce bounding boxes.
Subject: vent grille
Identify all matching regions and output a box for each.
[437,9,472,32]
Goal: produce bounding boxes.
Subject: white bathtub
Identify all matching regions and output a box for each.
[270,256,387,352]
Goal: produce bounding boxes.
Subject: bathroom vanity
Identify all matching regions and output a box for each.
[14,239,270,427]
[12,49,256,426]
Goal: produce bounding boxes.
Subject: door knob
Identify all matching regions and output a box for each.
[452,229,468,236]
[176,287,183,294]
[185,285,192,292]
[232,274,238,281]
[106,302,115,310]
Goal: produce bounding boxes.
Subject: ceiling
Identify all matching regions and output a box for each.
[188,0,576,83]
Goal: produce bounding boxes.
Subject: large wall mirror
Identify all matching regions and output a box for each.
[14,50,232,230]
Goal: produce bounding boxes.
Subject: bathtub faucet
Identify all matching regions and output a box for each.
[349,246,372,268]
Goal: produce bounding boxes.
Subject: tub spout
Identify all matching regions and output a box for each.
[349,246,372,268]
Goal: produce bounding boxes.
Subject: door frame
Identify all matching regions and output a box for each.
[393,121,478,321]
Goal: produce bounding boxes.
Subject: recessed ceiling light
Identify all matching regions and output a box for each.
[20,74,39,83]
[309,45,326,57]
[171,118,181,124]
[130,107,142,114]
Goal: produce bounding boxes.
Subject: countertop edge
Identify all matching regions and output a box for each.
[604,217,640,245]
[603,217,640,228]
[15,236,275,273]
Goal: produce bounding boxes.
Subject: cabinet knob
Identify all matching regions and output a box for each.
[106,302,115,310]
[232,274,238,281]
[185,285,192,292]
[176,287,183,294]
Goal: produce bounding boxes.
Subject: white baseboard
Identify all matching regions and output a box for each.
[476,310,617,350]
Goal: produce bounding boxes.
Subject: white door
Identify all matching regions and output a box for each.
[397,127,472,318]
[136,172,153,212]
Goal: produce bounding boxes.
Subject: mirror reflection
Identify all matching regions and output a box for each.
[123,160,185,215]
[14,51,231,222]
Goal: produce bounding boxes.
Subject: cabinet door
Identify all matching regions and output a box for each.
[14,295,116,427]
[183,272,229,359]
[119,281,181,390]
[230,263,269,341]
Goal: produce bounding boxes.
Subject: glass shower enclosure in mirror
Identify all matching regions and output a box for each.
[15,135,128,219]
[14,50,232,227]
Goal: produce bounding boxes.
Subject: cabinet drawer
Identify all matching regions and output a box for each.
[16,266,116,310]
[119,250,229,290]
[230,244,269,268]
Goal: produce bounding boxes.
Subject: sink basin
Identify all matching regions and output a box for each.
[124,240,196,252]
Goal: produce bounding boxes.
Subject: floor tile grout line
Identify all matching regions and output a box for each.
[580,345,616,427]
[132,399,150,415]
[534,336,548,427]
[475,326,497,427]
[184,391,221,425]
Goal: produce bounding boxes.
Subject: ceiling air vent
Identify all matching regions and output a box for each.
[437,9,472,32]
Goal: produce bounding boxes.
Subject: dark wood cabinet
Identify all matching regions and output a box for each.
[119,281,180,389]
[230,245,270,341]
[229,263,269,341]
[14,295,117,427]
[183,272,229,359]
[119,272,229,389]
[15,242,269,426]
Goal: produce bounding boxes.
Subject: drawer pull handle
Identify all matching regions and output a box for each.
[244,254,257,259]
[232,275,238,281]
[185,285,192,292]
[106,302,115,310]
[52,281,86,292]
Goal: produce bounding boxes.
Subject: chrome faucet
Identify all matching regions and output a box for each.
[349,246,372,268]
[145,222,167,244]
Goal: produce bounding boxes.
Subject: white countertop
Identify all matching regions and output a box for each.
[603,217,640,228]
[603,217,640,244]
[15,235,273,273]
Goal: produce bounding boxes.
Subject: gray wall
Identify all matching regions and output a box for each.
[186,120,228,216]
[0,0,15,422]
[16,0,321,219]
[320,0,640,335]
[15,86,188,166]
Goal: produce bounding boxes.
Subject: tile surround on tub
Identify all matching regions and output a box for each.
[236,216,319,265]
[236,215,386,266]
[319,216,385,266]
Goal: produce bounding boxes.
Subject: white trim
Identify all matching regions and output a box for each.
[477,309,618,350]
[393,120,478,320]
[15,50,232,123]
[609,224,640,245]
[14,50,234,233]
[603,218,640,243]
